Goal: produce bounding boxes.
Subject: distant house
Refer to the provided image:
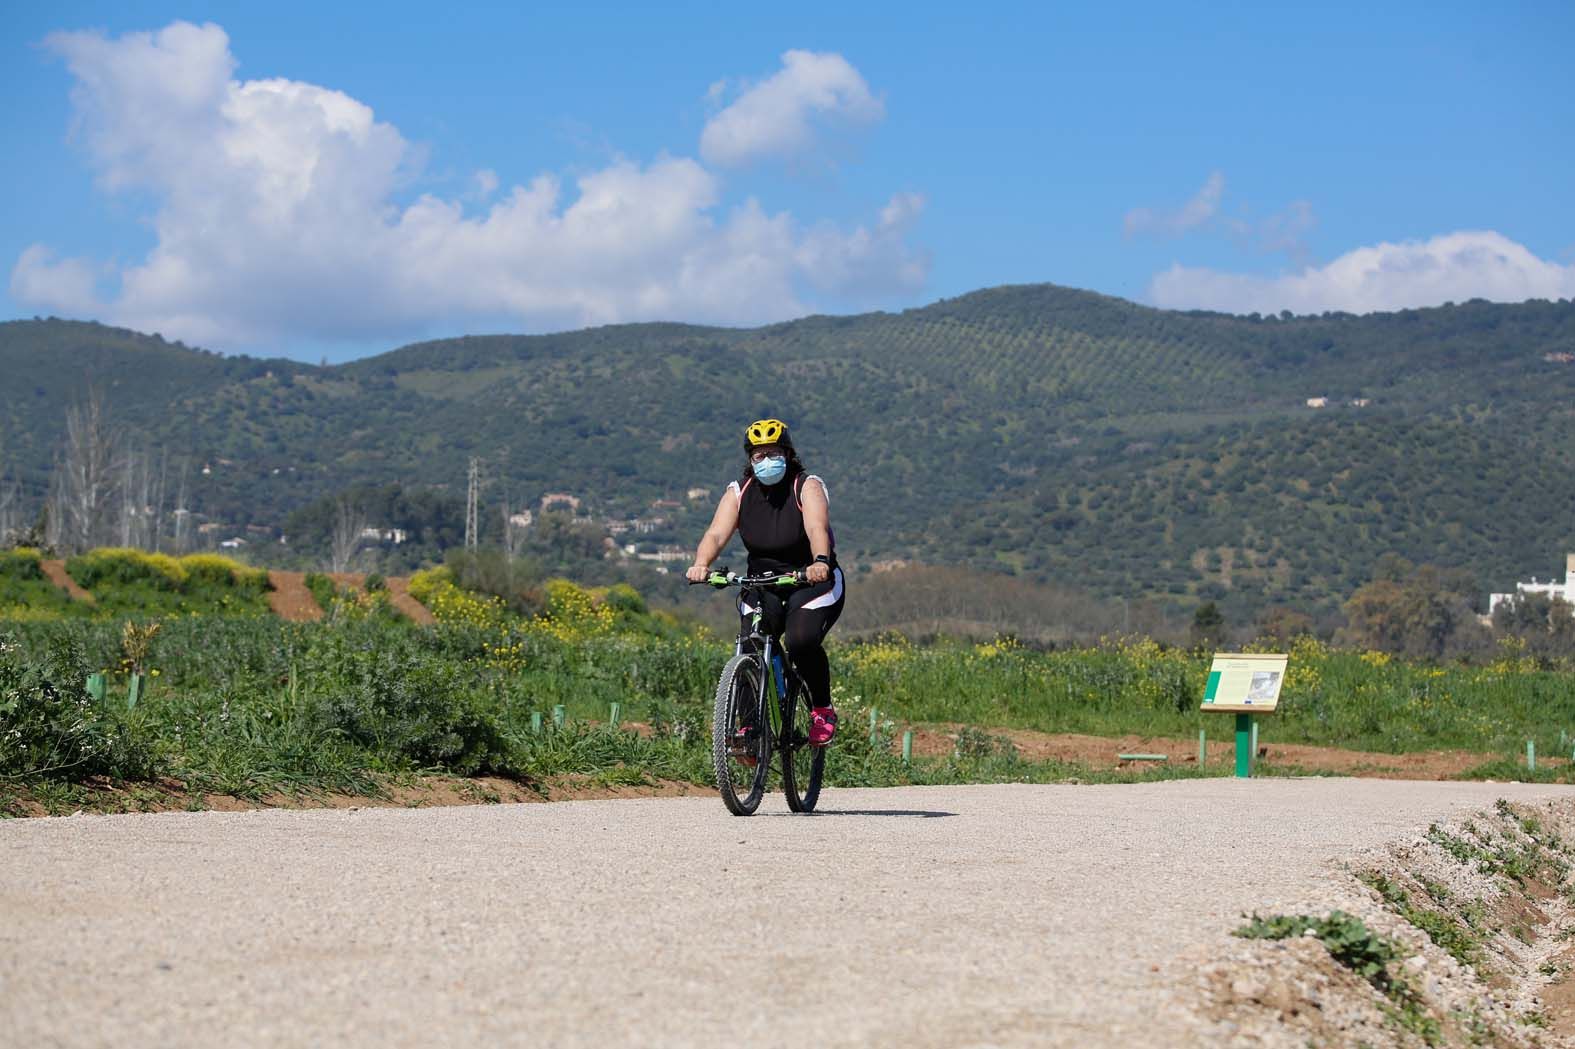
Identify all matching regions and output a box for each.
[219,537,247,549]
[686,487,711,502]
[636,545,690,563]
[1350,398,1371,407]
[634,516,669,534]
[1305,397,1329,408]
[508,510,534,529]
[649,499,682,511]
[358,526,408,544]
[541,493,581,512]
[1489,553,1575,614]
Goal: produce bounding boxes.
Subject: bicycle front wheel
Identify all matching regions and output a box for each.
[781,684,824,813]
[712,653,769,816]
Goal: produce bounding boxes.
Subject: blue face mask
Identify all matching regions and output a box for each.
[751,456,788,485]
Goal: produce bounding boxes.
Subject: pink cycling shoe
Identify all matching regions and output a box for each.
[809,706,838,746]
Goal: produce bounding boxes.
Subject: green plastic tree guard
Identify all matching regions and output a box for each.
[86,673,106,702]
[1235,714,1252,778]
[127,673,143,710]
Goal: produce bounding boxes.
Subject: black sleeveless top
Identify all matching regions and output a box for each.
[734,468,836,575]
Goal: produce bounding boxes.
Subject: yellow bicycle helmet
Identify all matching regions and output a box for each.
[745,418,790,448]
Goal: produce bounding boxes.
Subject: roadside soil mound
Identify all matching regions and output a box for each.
[1188,797,1575,1047]
[266,570,323,622]
[39,559,94,604]
[0,773,709,818]
[905,724,1516,779]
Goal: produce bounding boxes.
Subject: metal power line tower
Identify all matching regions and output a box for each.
[465,457,480,550]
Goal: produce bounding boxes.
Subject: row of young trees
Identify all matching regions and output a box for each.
[0,391,201,556]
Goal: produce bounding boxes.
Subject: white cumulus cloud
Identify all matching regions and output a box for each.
[1147,231,1575,315]
[700,50,884,168]
[10,23,926,352]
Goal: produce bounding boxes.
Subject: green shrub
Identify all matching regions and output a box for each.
[0,548,45,581]
[62,549,271,617]
[0,632,159,781]
[308,634,511,775]
[304,572,336,612]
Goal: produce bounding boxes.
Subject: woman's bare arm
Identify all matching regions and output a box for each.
[686,488,740,581]
[801,477,833,582]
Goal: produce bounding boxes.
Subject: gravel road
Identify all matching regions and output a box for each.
[3,779,1571,1048]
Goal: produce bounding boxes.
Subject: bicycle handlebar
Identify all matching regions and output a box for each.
[687,568,806,589]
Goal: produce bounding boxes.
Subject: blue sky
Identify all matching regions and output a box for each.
[3,1,1572,361]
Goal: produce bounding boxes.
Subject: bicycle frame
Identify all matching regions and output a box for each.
[736,584,796,750]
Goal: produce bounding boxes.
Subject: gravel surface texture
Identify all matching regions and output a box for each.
[3,779,1572,1048]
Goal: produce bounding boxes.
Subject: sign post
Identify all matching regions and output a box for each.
[1200,653,1288,778]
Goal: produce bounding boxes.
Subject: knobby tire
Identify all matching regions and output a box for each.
[712,653,769,816]
[781,679,824,812]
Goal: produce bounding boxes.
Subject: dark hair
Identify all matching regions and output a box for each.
[738,445,805,486]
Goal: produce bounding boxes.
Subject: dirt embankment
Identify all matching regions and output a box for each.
[906,723,1513,779]
[266,570,323,621]
[1,773,711,818]
[39,559,94,604]
[1189,797,1575,1047]
[266,570,433,624]
[385,575,435,625]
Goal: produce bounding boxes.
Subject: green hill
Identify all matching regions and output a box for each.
[3,284,1575,620]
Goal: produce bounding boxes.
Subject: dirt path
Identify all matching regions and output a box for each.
[265,570,323,622]
[2,782,1570,1048]
[275,571,433,625]
[38,558,94,604]
[906,723,1513,778]
[385,575,435,624]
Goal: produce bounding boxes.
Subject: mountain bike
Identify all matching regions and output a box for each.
[690,569,826,816]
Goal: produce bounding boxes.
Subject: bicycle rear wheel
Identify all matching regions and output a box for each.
[781,681,824,813]
[712,653,770,816]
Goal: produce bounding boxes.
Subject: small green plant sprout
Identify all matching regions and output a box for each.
[1235,912,1402,995]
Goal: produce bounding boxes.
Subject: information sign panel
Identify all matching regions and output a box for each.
[1200,653,1288,713]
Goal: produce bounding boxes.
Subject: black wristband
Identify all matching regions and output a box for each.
[813,554,832,566]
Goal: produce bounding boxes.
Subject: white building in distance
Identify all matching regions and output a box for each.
[1489,553,1575,614]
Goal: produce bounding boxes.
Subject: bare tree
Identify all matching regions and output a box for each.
[149,449,169,552]
[0,433,17,546]
[330,495,366,573]
[57,390,120,554]
[172,460,190,554]
[502,493,527,559]
[0,469,19,547]
[118,447,137,547]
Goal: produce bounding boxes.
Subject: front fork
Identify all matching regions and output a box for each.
[738,631,792,752]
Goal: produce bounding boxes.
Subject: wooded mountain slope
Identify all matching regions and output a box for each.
[4,284,1574,617]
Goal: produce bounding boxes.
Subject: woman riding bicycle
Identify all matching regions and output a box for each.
[686,419,844,745]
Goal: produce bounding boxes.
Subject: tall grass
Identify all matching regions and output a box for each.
[5,578,1575,800]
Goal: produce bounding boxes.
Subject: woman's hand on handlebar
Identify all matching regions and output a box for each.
[685,564,711,584]
[805,561,830,584]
